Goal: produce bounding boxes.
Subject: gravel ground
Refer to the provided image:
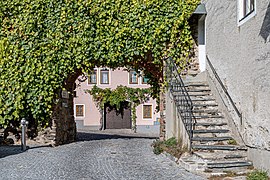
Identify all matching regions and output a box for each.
[0,130,205,180]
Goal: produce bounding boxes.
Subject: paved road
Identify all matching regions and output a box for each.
[0,131,204,180]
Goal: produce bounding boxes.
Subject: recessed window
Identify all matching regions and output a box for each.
[129,70,138,84]
[88,70,97,84]
[75,105,84,117]
[142,74,150,84]
[143,105,152,119]
[238,0,255,24]
[100,69,109,84]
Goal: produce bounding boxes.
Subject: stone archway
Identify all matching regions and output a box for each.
[47,70,82,145]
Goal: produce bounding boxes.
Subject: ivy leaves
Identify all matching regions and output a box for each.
[0,0,199,127]
[88,85,152,111]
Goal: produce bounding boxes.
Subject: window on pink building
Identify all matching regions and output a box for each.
[129,70,138,84]
[100,69,109,84]
[143,105,152,119]
[88,70,97,84]
[142,73,149,84]
[75,105,84,117]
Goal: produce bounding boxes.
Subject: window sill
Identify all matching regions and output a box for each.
[238,10,256,26]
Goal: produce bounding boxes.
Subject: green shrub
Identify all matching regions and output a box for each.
[152,140,164,155]
[164,137,177,147]
[247,170,269,180]
[152,137,188,158]
[227,139,237,145]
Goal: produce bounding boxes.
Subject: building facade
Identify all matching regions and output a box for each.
[74,67,160,135]
[201,0,270,172]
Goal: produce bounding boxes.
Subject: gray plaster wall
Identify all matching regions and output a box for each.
[165,90,190,149]
[202,0,270,171]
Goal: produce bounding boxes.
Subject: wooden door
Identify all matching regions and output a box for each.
[104,101,131,129]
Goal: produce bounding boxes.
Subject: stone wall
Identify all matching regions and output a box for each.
[181,15,200,77]
[35,70,81,146]
[52,70,81,145]
[202,0,270,172]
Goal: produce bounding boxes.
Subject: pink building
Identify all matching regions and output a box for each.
[74,67,160,135]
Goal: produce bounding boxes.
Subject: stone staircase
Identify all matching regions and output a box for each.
[172,81,253,176]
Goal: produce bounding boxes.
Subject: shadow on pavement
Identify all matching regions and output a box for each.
[77,131,158,142]
[0,144,52,159]
[0,145,23,158]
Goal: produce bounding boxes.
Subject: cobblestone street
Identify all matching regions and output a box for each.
[0,130,204,180]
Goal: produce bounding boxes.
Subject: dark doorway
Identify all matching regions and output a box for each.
[104,101,131,129]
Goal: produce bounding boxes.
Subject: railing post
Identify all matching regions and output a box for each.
[189,112,193,151]
[21,118,29,151]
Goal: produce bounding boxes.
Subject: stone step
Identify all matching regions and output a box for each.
[184,83,209,87]
[206,167,254,177]
[192,109,220,114]
[186,122,227,127]
[190,97,216,101]
[193,115,224,119]
[186,88,211,92]
[192,103,218,107]
[194,126,230,132]
[192,110,220,116]
[192,136,233,142]
[192,145,247,151]
[174,92,211,96]
[195,122,228,127]
[194,151,247,160]
[193,113,221,117]
[207,161,253,169]
[193,129,229,134]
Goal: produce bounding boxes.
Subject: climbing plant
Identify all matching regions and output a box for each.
[0,0,199,127]
[87,85,152,131]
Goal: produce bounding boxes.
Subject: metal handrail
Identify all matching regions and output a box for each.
[206,55,242,124]
[166,57,196,150]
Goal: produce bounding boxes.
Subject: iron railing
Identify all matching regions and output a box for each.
[206,56,242,124]
[206,55,248,147]
[166,57,196,150]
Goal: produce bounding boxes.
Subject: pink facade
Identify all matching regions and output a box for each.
[74,67,160,134]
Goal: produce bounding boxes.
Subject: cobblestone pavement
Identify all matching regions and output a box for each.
[0,130,205,180]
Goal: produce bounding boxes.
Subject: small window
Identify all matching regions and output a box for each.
[238,0,255,23]
[75,105,84,117]
[143,105,152,119]
[142,74,150,84]
[88,70,97,84]
[100,69,109,84]
[129,70,138,84]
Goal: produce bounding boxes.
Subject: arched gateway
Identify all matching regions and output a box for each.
[0,0,200,145]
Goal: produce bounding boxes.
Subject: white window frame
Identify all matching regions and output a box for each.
[238,0,256,26]
[74,104,85,118]
[128,69,139,85]
[100,68,111,85]
[87,69,98,86]
[142,104,153,120]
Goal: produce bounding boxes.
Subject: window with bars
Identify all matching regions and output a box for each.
[75,105,84,117]
[143,105,152,119]
[88,70,97,84]
[100,69,109,84]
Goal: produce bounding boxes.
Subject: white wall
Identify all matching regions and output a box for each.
[202,0,270,172]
